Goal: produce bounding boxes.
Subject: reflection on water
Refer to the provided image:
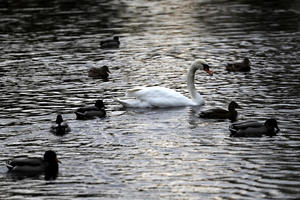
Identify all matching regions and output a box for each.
[1,0,300,199]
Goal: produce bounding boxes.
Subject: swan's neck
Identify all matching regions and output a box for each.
[187,65,203,104]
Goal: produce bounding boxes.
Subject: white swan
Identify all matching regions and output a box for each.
[117,60,213,108]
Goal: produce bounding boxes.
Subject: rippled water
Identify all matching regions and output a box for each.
[1,0,300,199]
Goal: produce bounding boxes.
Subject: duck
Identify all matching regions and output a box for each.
[229,118,280,137]
[50,114,71,136]
[116,60,213,108]
[88,65,110,81]
[100,36,120,49]
[6,150,60,180]
[75,100,106,120]
[226,58,250,72]
[199,101,241,122]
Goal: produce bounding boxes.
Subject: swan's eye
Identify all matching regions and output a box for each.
[203,64,210,70]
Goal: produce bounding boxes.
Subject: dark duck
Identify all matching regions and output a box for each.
[50,114,71,136]
[100,36,120,49]
[6,150,60,180]
[75,100,106,120]
[199,101,241,122]
[226,58,250,72]
[88,65,110,81]
[229,118,280,137]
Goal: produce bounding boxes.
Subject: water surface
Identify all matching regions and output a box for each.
[1,0,300,199]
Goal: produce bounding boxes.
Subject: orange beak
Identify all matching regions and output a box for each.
[205,68,213,76]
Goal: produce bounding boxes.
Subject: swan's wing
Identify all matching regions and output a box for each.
[125,87,193,107]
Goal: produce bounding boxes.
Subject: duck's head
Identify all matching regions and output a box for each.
[113,36,119,41]
[95,100,105,109]
[102,65,110,74]
[44,150,60,163]
[243,58,250,66]
[228,101,242,111]
[55,114,63,125]
[44,150,60,180]
[193,60,213,76]
[265,119,280,134]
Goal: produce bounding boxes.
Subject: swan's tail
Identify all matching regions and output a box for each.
[125,87,144,97]
[115,98,151,108]
[115,98,133,107]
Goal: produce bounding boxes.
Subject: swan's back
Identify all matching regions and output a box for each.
[122,86,198,108]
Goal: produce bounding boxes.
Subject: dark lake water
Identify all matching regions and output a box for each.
[1,0,300,199]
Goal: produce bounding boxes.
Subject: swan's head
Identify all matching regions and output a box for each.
[193,60,213,76]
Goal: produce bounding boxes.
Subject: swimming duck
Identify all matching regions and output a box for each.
[50,114,71,136]
[229,118,280,137]
[88,65,110,81]
[6,150,60,180]
[100,36,120,49]
[199,101,241,122]
[75,100,106,120]
[226,58,250,72]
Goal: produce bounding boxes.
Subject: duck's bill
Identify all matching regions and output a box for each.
[56,158,62,163]
[205,68,213,76]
